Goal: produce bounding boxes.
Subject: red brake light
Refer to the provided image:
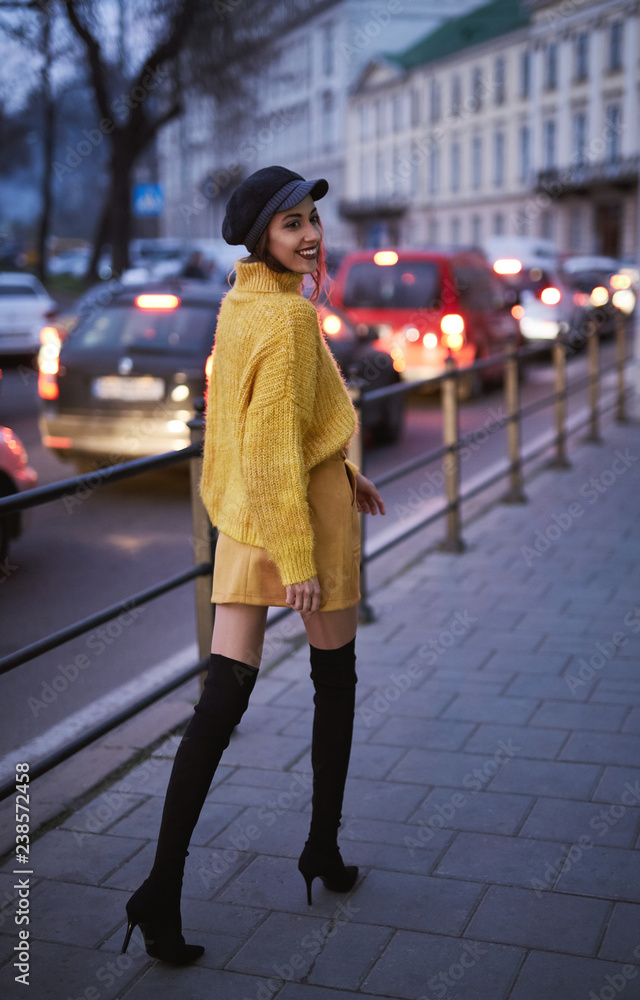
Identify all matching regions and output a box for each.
[135,294,180,310]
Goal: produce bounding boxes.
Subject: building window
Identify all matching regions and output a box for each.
[322,91,335,150]
[410,88,421,128]
[410,141,420,196]
[451,75,461,116]
[519,124,531,183]
[609,20,623,71]
[574,32,588,81]
[493,211,505,235]
[450,217,461,246]
[472,67,483,111]
[520,50,531,98]
[430,79,441,123]
[494,56,506,105]
[451,140,461,193]
[322,22,334,76]
[428,217,439,245]
[540,210,554,239]
[471,136,482,190]
[392,93,404,133]
[573,111,587,166]
[515,210,529,236]
[543,119,556,169]
[376,100,385,137]
[376,152,384,197]
[471,214,482,246]
[493,131,505,187]
[358,105,370,142]
[429,143,440,195]
[569,206,583,251]
[545,43,558,90]
[605,105,621,161]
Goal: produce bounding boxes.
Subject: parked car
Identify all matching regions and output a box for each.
[493,261,582,347]
[332,248,521,397]
[48,246,92,278]
[38,279,404,470]
[0,272,58,356]
[0,372,37,561]
[560,256,636,338]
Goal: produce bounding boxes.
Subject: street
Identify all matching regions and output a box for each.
[0,337,625,770]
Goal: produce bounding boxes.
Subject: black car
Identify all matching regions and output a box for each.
[39,280,404,470]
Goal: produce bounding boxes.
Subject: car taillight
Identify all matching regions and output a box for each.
[390,346,405,372]
[442,331,464,351]
[422,332,438,349]
[373,251,399,266]
[612,289,635,314]
[322,313,342,336]
[135,294,180,310]
[38,325,61,400]
[494,258,522,275]
[440,314,464,336]
[540,287,561,305]
[511,304,525,320]
[610,273,631,290]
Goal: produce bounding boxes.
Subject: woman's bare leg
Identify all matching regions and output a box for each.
[303,606,358,649]
[211,603,269,668]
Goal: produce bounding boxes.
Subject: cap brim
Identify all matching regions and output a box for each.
[276,178,328,213]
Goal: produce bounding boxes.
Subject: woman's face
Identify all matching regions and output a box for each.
[265,194,322,273]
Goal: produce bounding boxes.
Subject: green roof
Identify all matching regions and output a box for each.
[392,0,530,71]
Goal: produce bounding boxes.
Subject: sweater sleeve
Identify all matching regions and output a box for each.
[239,302,318,587]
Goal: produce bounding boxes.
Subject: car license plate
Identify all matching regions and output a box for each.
[92,376,165,401]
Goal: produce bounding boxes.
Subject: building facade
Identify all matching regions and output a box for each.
[342,0,639,258]
[157,0,490,250]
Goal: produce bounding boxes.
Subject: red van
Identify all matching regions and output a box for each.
[332,248,520,390]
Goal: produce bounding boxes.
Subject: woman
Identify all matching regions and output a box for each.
[121,166,385,965]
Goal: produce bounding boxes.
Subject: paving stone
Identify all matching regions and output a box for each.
[462,723,568,761]
[598,902,640,962]
[554,844,640,902]
[119,965,275,1000]
[414,788,532,837]
[106,797,244,845]
[307,921,392,990]
[373,716,475,751]
[508,949,639,1000]
[226,910,335,980]
[623,708,640,734]
[205,779,312,810]
[357,686,454,721]
[361,929,523,1000]
[560,732,640,767]
[226,766,312,791]
[504,672,595,701]
[592,767,640,805]
[340,868,484,936]
[338,837,451,877]
[102,841,250,901]
[218,855,360,918]
[441,694,538,724]
[481,650,570,675]
[340,776,427,822]
[519,796,639,849]
[435,832,569,889]
[487,757,601,799]
[11,939,145,1000]
[529,700,629,732]
[339,742,406,781]
[59,792,145,836]
[207,805,309,859]
[0,828,145,886]
[27,880,129,948]
[457,629,543,652]
[388,748,510,789]
[339,815,451,850]
[465,885,609,956]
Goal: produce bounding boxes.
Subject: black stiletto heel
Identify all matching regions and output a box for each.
[298,844,358,906]
[121,917,135,954]
[122,880,204,965]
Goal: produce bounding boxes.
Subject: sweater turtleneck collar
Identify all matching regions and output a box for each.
[232,259,305,295]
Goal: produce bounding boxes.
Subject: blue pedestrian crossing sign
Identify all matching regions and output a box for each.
[133,183,164,217]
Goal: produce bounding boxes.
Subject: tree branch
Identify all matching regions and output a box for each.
[63,0,112,123]
[130,0,197,96]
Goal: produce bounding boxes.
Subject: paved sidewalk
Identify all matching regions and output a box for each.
[2,418,640,1000]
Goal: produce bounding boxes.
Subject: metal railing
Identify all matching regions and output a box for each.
[0,313,633,800]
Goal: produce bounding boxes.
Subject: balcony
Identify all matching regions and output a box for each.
[536,155,639,195]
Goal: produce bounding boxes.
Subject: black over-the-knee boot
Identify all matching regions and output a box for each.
[121,652,258,963]
[298,637,358,905]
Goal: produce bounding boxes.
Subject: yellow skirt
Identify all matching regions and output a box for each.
[212,451,360,611]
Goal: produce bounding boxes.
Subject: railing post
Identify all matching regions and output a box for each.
[347,379,375,624]
[188,398,215,684]
[439,356,465,552]
[615,311,628,423]
[502,337,527,504]
[549,340,571,469]
[585,321,603,444]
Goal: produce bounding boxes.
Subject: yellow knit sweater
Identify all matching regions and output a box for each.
[200,260,358,586]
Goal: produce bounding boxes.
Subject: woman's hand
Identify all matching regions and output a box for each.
[355,472,386,515]
[286,576,322,616]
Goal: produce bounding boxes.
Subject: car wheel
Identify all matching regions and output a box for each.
[371,394,405,445]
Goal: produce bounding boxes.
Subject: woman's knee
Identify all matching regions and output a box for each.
[304,606,358,650]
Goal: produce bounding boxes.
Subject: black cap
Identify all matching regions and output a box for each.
[222,166,329,251]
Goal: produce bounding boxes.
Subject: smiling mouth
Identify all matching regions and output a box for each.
[297,247,318,259]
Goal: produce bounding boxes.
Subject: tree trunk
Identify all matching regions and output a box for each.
[35,11,54,284]
[110,139,135,275]
[86,199,111,284]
